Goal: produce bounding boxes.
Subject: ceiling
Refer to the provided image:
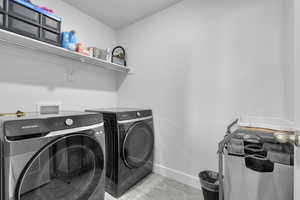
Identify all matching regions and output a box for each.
[61,0,183,30]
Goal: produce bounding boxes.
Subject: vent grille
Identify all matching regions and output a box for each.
[37,103,60,114]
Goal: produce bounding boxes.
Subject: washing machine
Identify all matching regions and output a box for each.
[0,112,106,200]
[86,108,154,198]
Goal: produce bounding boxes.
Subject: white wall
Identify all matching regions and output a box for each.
[294,0,300,128]
[283,0,295,121]
[117,0,290,187]
[0,0,293,190]
[32,0,117,48]
[0,0,119,112]
[294,0,300,198]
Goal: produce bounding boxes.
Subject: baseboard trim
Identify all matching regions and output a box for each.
[153,164,200,189]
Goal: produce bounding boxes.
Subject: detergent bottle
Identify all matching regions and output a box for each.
[61,30,77,51]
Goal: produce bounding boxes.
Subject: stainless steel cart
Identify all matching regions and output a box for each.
[218,120,294,200]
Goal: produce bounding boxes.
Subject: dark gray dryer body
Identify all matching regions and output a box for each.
[0,112,106,200]
[86,108,154,198]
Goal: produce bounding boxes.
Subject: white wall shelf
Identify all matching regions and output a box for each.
[0,29,131,73]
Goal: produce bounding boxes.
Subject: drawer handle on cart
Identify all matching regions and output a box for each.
[245,154,274,173]
[244,144,267,157]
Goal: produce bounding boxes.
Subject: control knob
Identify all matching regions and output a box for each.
[65,118,74,126]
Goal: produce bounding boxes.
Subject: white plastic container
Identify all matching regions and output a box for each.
[238,116,295,132]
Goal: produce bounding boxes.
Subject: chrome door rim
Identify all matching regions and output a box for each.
[122,122,154,169]
[15,133,103,200]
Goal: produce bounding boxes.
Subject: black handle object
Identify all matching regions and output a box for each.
[243,135,263,145]
[226,119,239,135]
[245,154,274,173]
[244,144,267,157]
[111,46,127,66]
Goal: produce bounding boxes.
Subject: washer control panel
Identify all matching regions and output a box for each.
[3,113,103,140]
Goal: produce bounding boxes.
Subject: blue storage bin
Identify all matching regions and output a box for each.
[0,0,62,46]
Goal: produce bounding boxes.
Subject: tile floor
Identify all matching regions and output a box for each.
[105,174,204,200]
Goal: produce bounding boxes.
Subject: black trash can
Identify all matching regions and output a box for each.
[199,171,219,200]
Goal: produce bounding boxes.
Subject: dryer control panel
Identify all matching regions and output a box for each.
[117,110,152,121]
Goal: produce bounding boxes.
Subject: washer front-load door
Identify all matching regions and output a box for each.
[122,122,154,168]
[15,134,105,200]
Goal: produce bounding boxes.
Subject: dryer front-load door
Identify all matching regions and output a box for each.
[15,134,105,200]
[123,122,154,168]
